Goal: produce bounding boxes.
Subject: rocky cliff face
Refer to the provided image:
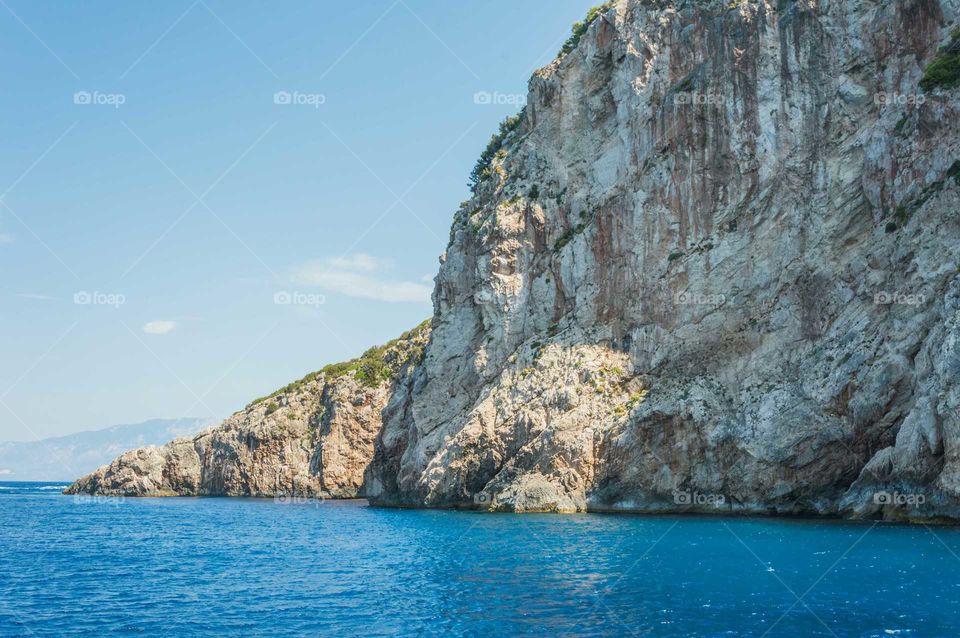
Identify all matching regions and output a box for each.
[73,0,960,523]
[365,0,960,522]
[66,323,429,497]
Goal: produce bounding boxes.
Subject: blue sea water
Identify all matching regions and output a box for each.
[2,482,960,637]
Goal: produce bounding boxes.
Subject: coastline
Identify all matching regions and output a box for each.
[54,483,960,526]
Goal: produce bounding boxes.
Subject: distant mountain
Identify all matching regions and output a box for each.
[0,418,213,481]
[60,0,960,524]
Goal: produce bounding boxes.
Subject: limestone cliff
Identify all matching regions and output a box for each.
[72,0,960,523]
[66,322,429,497]
[365,0,960,522]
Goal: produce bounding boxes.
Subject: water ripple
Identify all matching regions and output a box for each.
[1,483,959,636]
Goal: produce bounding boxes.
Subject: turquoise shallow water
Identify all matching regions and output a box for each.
[2,482,960,637]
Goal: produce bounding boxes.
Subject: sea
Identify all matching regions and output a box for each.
[1,481,959,637]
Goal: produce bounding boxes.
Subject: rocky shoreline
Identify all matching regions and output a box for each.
[69,0,960,523]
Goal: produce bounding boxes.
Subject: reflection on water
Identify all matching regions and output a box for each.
[1,482,959,636]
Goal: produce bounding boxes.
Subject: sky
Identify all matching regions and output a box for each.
[0,0,595,441]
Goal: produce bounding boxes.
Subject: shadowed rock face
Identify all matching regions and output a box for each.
[66,324,429,498]
[73,0,960,523]
[365,0,960,522]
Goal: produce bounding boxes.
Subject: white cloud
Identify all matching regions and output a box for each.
[325,253,381,272]
[0,469,11,475]
[143,320,177,335]
[292,253,432,303]
[0,233,13,244]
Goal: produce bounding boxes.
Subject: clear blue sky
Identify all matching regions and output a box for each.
[0,0,594,440]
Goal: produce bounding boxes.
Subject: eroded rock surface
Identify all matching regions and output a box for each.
[72,0,960,523]
[366,0,960,522]
[66,323,429,497]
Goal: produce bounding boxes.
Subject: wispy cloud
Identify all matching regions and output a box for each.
[0,233,14,244]
[0,469,12,476]
[143,320,177,335]
[292,253,432,303]
[17,293,54,301]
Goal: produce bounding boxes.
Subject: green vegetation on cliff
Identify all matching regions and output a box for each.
[469,109,526,193]
[558,3,613,58]
[466,3,614,197]
[246,319,431,408]
[920,30,960,92]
